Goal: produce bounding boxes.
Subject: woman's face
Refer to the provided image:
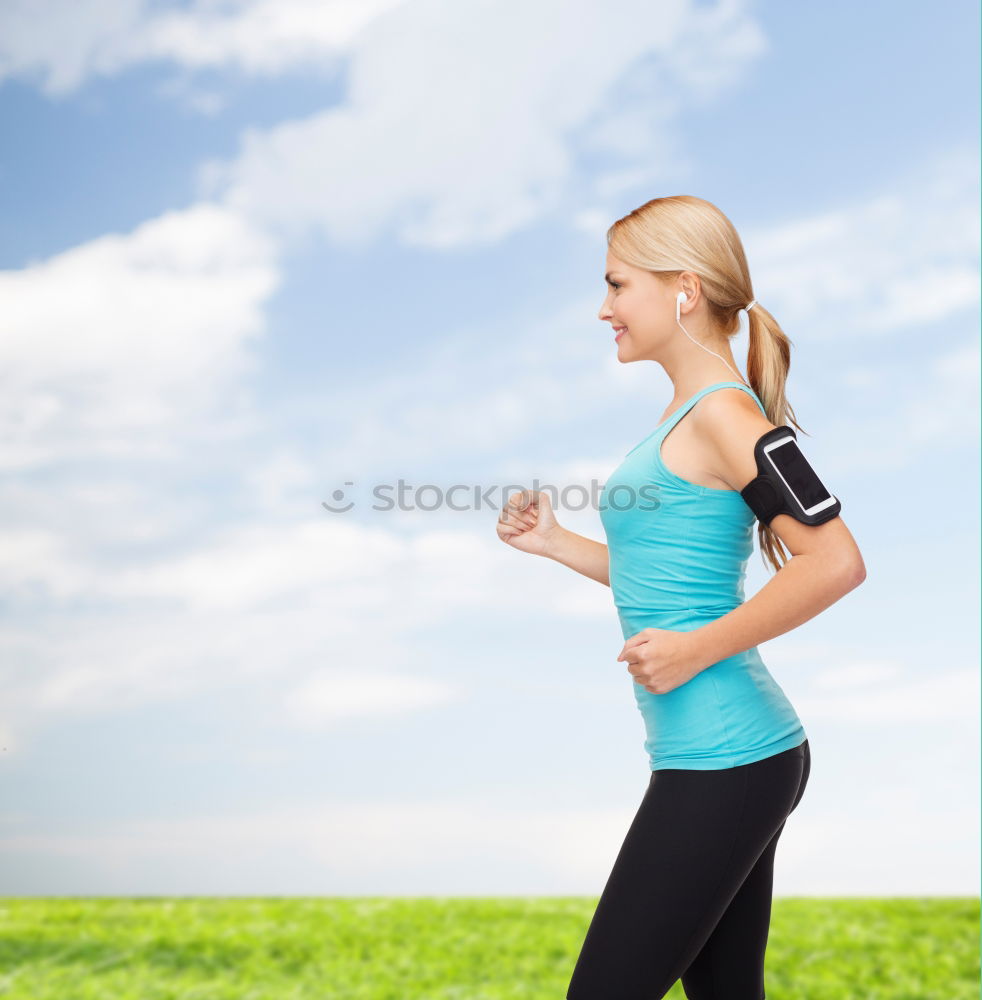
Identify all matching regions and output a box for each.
[598,252,677,362]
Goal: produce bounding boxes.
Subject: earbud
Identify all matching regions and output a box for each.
[677,292,688,305]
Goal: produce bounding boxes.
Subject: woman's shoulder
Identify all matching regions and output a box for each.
[693,385,769,424]
[690,387,777,491]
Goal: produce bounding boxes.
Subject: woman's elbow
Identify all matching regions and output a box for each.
[838,554,866,591]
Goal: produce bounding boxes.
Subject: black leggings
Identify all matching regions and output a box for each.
[566,739,811,1000]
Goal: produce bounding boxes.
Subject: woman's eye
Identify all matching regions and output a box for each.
[610,282,621,290]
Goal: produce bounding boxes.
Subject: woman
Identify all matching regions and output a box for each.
[495,195,866,1000]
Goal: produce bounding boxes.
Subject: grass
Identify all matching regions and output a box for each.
[0,897,977,999]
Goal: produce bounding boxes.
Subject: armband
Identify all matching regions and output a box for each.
[740,425,841,526]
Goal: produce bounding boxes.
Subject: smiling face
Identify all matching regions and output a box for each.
[598,251,681,362]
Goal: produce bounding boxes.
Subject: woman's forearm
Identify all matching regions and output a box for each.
[688,554,865,671]
[542,526,610,587]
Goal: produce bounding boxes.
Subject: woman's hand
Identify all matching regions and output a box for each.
[617,627,705,694]
[496,489,563,557]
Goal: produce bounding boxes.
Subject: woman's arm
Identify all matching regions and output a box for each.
[688,515,865,670]
[685,391,866,670]
[542,526,610,587]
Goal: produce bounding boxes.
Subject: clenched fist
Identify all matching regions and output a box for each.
[617,627,706,694]
[496,488,563,557]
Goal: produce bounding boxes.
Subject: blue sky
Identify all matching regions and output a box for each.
[0,0,978,897]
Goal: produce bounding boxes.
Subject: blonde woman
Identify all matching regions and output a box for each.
[497,196,866,999]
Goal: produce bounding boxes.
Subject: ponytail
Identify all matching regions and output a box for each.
[744,302,804,573]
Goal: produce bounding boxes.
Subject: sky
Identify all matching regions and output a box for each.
[0,0,979,898]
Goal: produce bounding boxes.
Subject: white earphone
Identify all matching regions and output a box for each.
[676,291,747,385]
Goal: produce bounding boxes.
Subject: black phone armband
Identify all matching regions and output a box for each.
[740,425,841,526]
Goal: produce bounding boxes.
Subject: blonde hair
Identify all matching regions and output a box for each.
[607,194,803,574]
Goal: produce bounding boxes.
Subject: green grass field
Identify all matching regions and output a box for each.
[0,897,977,999]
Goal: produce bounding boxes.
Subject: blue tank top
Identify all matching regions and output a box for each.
[599,381,807,770]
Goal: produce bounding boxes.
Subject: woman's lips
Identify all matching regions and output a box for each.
[614,328,627,342]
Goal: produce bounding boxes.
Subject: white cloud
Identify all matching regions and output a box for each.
[0,0,143,96]
[131,0,407,74]
[0,201,279,469]
[199,0,763,248]
[740,145,980,336]
[0,0,406,95]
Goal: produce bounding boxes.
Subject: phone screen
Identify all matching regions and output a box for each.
[767,438,832,510]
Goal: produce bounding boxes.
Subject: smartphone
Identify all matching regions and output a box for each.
[761,434,838,518]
